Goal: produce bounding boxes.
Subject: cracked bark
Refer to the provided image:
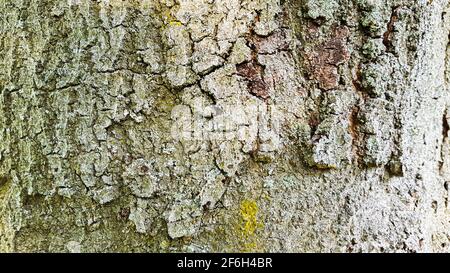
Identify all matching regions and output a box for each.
[0,0,450,253]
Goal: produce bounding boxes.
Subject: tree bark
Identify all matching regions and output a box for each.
[0,0,449,252]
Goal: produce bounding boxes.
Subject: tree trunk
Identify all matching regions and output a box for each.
[0,0,449,253]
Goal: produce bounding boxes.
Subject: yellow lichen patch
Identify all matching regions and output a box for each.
[161,8,183,29]
[237,199,264,252]
[159,239,169,250]
[240,200,259,235]
[93,0,183,28]
[168,21,183,27]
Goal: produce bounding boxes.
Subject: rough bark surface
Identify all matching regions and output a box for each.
[0,0,450,252]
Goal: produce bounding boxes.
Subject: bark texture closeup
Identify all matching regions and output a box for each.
[1,0,450,252]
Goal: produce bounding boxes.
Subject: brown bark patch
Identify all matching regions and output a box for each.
[236,61,269,99]
[383,7,400,52]
[306,26,350,90]
[237,30,292,99]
